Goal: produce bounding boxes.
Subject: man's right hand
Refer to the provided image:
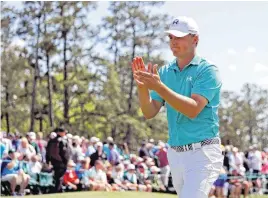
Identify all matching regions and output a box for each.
[132,57,154,88]
[131,56,162,119]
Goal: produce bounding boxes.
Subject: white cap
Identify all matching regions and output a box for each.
[232,147,238,153]
[50,132,57,139]
[28,132,36,140]
[149,138,154,143]
[96,141,103,147]
[73,135,80,140]
[137,157,144,162]
[116,163,124,170]
[165,16,199,37]
[130,154,137,159]
[128,164,136,170]
[158,141,165,148]
[107,136,113,142]
[90,136,99,143]
[123,160,131,165]
[67,133,73,139]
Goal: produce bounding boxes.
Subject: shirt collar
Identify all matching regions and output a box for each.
[168,55,201,71]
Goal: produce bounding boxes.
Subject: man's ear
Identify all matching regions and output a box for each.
[194,35,199,46]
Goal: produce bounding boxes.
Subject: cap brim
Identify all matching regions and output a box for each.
[165,30,189,37]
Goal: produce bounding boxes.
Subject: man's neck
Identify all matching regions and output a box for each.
[176,52,195,71]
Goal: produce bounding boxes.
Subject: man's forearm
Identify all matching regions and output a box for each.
[155,83,199,118]
[137,87,157,119]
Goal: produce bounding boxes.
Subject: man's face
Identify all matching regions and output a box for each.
[58,131,66,137]
[169,34,198,58]
[97,145,103,151]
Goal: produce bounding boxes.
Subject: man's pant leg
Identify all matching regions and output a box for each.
[180,144,223,198]
[160,165,171,187]
[167,147,184,196]
[53,167,66,193]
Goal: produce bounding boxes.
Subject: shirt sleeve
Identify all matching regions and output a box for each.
[191,65,222,102]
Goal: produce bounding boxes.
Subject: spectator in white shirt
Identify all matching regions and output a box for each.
[248,144,262,193]
[18,137,36,159]
[88,160,110,191]
[229,147,245,174]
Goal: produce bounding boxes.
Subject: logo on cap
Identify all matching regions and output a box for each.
[173,19,179,25]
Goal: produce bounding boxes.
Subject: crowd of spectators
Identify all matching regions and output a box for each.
[1,131,268,197]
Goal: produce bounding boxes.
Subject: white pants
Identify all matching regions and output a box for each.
[160,165,171,187]
[167,144,223,198]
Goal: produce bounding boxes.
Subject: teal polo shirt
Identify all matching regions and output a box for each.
[150,55,222,146]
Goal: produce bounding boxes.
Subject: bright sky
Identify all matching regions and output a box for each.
[6,1,268,92]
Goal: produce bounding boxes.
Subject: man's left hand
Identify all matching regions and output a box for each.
[133,64,162,91]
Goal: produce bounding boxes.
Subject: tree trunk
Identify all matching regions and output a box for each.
[127,24,136,112]
[61,4,69,126]
[39,117,43,132]
[111,125,116,140]
[30,14,41,131]
[125,22,136,146]
[63,31,69,125]
[46,52,54,127]
[44,12,54,128]
[5,88,10,133]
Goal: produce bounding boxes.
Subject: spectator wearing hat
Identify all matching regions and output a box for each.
[74,155,86,179]
[148,166,166,192]
[1,150,30,196]
[155,141,170,187]
[86,137,99,157]
[248,144,262,194]
[108,142,120,166]
[230,147,245,174]
[137,163,152,192]
[111,163,128,191]
[78,157,91,189]
[71,135,83,163]
[123,164,139,191]
[90,141,107,167]
[87,160,111,191]
[18,137,36,159]
[63,160,80,191]
[27,132,40,155]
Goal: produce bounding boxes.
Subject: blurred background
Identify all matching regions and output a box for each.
[1,1,268,151]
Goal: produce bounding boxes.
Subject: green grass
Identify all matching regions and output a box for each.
[18,191,268,198]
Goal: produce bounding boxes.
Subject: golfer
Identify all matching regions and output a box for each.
[132,16,223,198]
